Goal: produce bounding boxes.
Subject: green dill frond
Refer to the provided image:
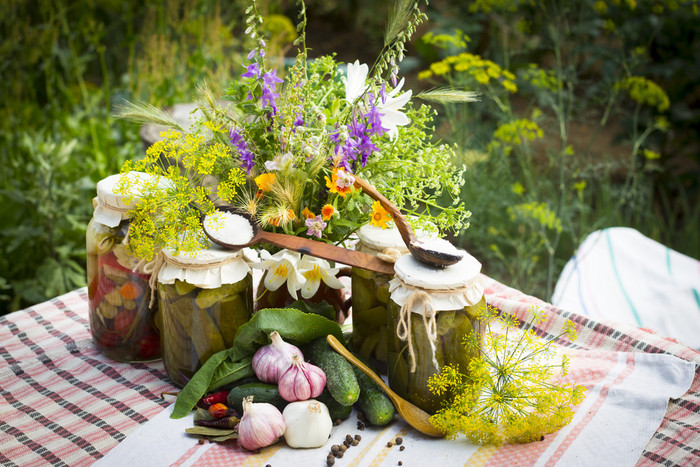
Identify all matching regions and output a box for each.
[114,99,184,130]
[416,88,481,104]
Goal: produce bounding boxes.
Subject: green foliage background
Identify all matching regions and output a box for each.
[1,0,698,314]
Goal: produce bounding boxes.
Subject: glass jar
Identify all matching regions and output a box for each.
[86,172,161,362]
[351,223,435,366]
[386,252,485,414]
[157,246,254,387]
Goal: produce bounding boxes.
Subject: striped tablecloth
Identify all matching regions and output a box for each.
[1,278,699,466]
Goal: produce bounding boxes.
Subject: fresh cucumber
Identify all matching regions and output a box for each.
[308,337,360,407]
[227,382,287,414]
[315,389,353,421]
[353,358,396,426]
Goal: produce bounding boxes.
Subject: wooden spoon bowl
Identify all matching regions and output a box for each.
[353,176,464,268]
[326,335,444,438]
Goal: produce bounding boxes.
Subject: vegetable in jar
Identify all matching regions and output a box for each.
[86,173,162,362]
[157,245,254,387]
[386,252,485,413]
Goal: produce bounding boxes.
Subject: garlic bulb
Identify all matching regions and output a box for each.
[283,400,333,448]
[252,331,303,383]
[237,396,286,451]
[278,354,326,402]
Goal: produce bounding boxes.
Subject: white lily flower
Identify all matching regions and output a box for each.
[298,256,345,299]
[255,249,306,299]
[345,60,369,103]
[377,77,412,140]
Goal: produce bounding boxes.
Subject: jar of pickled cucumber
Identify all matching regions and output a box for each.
[351,223,436,366]
[86,172,162,362]
[386,252,485,414]
[157,246,254,387]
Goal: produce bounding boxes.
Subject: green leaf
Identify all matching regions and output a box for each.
[207,357,254,392]
[185,426,237,437]
[286,300,335,321]
[230,307,344,361]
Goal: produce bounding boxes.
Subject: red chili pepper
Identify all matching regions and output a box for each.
[208,403,229,418]
[197,390,229,409]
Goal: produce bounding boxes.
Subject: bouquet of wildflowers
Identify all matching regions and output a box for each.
[118,0,475,263]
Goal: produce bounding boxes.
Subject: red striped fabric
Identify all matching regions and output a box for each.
[1,280,698,466]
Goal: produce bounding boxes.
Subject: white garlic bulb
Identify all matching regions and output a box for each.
[282,400,333,448]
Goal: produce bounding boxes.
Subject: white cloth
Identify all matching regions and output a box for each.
[94,347,695,467]
[553,227,700,349]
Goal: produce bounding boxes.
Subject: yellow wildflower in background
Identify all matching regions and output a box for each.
[369,201,392,229]
[615,76,670,112]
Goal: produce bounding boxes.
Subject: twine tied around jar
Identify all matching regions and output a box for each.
[395,281,476,373]
[396,285,440,373]
[376,247,405,264]
[138,250,246,308]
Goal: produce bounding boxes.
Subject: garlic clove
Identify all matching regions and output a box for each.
[238,396,286,451]
[252,331,304,383]
[283,400,333,449]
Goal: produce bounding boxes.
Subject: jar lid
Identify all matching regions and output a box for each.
[356,222,437,251]
[93,172,160,227]
[389,251,484,312]
[157,245,257,289]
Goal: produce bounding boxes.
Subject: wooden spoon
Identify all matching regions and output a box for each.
[326,334,444,438]
[353,176,464,268]
[202,208,394,275]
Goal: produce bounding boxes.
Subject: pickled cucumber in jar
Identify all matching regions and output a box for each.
[386,252,485,413]
[156,246,253,388]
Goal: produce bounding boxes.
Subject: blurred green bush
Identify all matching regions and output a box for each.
[0,0,245,313]
[419,0,700,300]
[1,0,698,313]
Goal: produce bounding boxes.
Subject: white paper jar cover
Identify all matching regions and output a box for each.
[388,252,485,313]
[158,246,258,289]
[93,172,166,228]
[355,222,437,255]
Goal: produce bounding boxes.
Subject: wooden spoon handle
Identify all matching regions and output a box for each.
[258,231,394,275]
[326,335,395,397]
[353,176,416,247]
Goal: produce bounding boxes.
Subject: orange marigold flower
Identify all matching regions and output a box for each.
[271,209,295,227]
[369,201,392,229]
[302,207,315,219]
[321,204,335,220]
[324,168,354,197]
[254,173,276,192]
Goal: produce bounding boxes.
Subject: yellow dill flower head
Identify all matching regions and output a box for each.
[417,70,434,80]
[429,61,451,76]
[369,200,392,229]
[615,76,670,112]
[255,172,277,192]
